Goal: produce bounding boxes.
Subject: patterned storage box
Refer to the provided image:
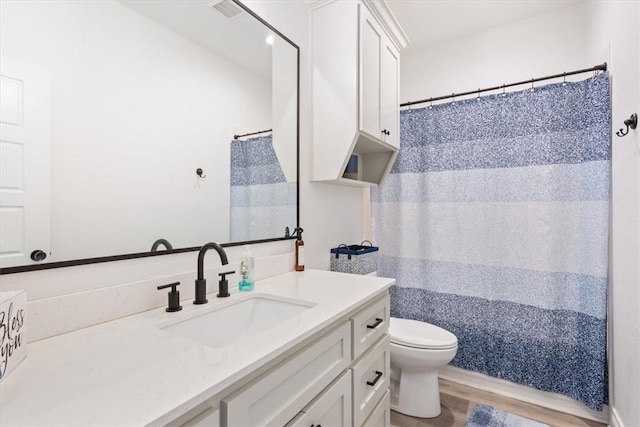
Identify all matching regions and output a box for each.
[330,241,379,275]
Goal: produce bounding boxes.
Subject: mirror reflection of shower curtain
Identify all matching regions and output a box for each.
[372,72,611,411]
[230,135,296,241]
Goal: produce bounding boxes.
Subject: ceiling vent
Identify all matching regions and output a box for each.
[208,0,245,19]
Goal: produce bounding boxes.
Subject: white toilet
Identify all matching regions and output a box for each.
[389,317,458,418]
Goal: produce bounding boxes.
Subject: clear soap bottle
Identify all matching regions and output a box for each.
[239,245,254,292]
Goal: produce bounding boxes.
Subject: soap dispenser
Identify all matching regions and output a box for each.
[239,246,254,292]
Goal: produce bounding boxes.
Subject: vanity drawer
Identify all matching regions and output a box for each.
[362,390,390,427]
[352,335,390,427]
[351,294,389,361]
[222,322,351,427]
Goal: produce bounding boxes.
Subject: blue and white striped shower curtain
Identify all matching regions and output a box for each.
[230,135,296,241]
[372,73,610,410]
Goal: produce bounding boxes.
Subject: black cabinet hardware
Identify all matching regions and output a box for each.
[366,370,383,387]
[366,318,383,329]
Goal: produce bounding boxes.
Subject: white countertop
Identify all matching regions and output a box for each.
[0,270,393,426]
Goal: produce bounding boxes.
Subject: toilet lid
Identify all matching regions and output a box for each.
[389,317,458,350]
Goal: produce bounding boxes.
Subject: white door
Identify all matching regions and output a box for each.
[360,6,383,140]
[380,42,399,149]
[0,58,51,268]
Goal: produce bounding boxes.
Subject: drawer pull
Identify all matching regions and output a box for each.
[366,318,383,329]
[366,370,384,387]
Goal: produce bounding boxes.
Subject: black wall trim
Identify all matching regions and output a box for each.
[1,237,297,275]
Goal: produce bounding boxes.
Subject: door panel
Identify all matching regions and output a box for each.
[360,6,382,139]
[380,43,399,148]
[0,58,51,268]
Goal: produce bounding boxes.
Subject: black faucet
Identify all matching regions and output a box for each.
[195,242,234,304]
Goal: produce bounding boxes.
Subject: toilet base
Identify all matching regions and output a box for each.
[391,369,441,418]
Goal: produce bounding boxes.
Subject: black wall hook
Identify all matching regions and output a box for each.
[616,113,637,137]
[196,168,206,178]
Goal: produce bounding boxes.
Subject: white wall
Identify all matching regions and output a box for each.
[0,1,271,261]
[400,4,586,103]
[584,3,640,426]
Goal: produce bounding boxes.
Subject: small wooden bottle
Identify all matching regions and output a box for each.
[295,232,305,272]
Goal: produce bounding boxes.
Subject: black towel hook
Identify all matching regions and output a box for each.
[616,113,637,137]
[196,168,206,178]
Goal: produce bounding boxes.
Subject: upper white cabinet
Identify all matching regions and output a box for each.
[360,6,399,149]
[311,0,408,186]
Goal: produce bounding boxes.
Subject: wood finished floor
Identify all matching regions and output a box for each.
[390,379,606,427]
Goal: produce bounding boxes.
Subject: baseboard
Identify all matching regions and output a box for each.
[439,366,609,424]
[609,408,624,427]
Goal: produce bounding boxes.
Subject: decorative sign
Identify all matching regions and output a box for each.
[0,291,27,381]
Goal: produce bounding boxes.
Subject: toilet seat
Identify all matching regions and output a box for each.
[390,318,458,350]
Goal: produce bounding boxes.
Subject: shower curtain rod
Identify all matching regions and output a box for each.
[233,128,272,140]
[400,62,607,108]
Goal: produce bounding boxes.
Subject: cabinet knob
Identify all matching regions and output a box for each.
[381,129,390,136]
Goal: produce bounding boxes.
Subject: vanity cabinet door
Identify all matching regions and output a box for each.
[286,370,352,427]
[362,390,390,427]
[222,322,351,427]
[180,406,219,427]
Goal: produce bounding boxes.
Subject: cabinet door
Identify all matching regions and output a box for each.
[362,391,390,427]
[222,323,351,426]
[180,407,219,427]
[286,371,352,427]
[360,5,383,140]
[380,42,399,149]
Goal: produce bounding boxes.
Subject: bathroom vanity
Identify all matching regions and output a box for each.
[0,270,393,426]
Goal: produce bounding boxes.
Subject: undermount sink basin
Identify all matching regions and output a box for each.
[160,295,313,349]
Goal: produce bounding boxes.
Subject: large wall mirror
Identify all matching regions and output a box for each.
[0,0,299,273]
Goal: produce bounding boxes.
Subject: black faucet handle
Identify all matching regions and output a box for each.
[157,282,182,312]
[218,270,235,279]
[217,270,235,298]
